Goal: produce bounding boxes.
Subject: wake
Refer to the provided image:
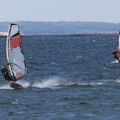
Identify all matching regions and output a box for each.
[32,77,104,89]
[1,77,120,90]
[111,60,119,64]
[0,83,13,90]
[32,77,120,89]
[32,77,62,89]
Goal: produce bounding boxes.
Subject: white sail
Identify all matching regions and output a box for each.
[6,24,27,80]
[118,32,120,50]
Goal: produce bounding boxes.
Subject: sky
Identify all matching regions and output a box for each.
[1,0,120,23]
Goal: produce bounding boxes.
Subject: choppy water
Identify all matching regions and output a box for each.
[0,34,120,120]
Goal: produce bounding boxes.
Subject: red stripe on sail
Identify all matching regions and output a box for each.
[10,35,21,48]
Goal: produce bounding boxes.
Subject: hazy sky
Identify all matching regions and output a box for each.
[1,0,120,23]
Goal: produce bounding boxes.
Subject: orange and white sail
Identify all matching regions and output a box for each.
[6,23,27,80]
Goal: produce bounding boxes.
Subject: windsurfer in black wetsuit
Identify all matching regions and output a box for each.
[1,64,22,89]
[113,50,120,62]
[1,64,16,82]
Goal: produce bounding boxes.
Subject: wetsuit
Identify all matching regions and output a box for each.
[113,51,120,62]
[1,65,15,81]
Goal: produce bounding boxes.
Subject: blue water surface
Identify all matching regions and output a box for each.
[0,34,120,120]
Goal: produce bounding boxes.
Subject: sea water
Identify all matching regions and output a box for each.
[0,34,120,119]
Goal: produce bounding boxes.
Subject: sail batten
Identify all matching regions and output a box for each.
[6,24,27,80]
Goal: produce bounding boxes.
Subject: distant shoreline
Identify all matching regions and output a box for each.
[0,21,120,36]
[0,32,8,36]
[21,32,119,36]
[0,32,118,37]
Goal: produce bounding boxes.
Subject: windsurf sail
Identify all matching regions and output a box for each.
[117,31,120,50]
[112,31,120,62]
[6,23,27,81]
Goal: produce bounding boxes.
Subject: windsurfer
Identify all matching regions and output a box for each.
[1,64,16,81]
[113,50,120,62]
